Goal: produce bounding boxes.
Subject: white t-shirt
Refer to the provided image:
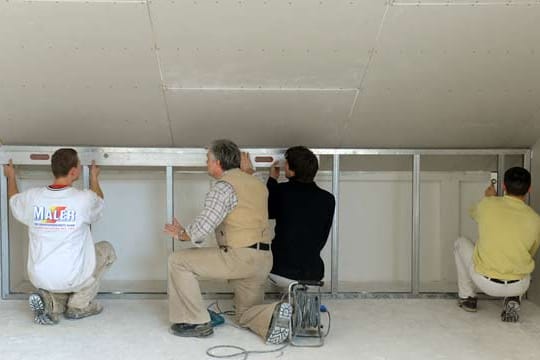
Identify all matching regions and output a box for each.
[9,186,104,292]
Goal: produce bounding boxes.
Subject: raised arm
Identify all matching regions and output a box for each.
[3,159,19,199]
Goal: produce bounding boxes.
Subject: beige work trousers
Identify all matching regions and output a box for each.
[168,246,278,340]
[46,241,117,314]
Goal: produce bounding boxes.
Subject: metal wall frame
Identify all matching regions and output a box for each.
[0,146,531,299]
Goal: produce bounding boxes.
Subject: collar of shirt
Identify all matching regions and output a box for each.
[47,184,70,190]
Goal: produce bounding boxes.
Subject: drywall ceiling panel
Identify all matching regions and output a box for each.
[166,90,356,147]
[150,0,387,88]
[0,1,171,146]
[0,87,171,146]
[344,5,540,148]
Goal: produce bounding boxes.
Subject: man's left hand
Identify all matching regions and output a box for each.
[90,160,100,179]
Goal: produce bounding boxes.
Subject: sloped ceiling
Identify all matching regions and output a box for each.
[0,0,539,148]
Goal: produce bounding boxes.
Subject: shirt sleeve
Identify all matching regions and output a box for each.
[9,191,33,226]
[85,190,105,224]
[185,181,238,245]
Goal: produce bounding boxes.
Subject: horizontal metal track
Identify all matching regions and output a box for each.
[0,146,530,166]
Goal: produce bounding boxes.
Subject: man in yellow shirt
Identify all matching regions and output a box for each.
[454,167,540,322]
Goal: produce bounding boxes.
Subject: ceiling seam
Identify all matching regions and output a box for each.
[347,0,392,120]
[145,0,175,146]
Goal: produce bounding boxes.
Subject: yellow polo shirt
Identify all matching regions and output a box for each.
[471,195,540,280]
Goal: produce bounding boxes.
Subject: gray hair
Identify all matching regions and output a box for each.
[208,139,241,171]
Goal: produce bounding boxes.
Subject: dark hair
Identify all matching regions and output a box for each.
[285,146,318,183]
[504,167,531,196]
[209,139,241,171]
[51,148,79,178]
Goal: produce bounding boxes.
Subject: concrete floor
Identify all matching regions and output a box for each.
[2,298,540,360]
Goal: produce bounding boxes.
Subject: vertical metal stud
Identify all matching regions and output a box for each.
[411,154,421,295]
[331,154,340,295]
[524,151,532,205]
[166,166,174,252]
[83,165,90,190]
[1,166,10,299]
[497,155,505,196]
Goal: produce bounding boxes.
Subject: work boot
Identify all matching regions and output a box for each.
[64,301,103,320]
[501,296,520,323]
[28,290,58,325]
[266,302,292,345]
[457,297,478,312]
[170,322,213,337]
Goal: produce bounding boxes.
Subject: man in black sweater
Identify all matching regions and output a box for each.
[242,146,335,286]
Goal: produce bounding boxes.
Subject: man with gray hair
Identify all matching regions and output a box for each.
[164,139,291,343]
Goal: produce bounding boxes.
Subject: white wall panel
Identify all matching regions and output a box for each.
[150,0,387,88]
[93,171,168,287]
[419,173,490,292]
[0,2,171,146]
[459,181,487,242]
[337,174,413,291]
[166,90,355,147]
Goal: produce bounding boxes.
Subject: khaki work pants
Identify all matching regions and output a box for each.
[168,246,278,339]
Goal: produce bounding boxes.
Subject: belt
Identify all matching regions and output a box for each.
[247,242,271,251]
[484,276,519,284]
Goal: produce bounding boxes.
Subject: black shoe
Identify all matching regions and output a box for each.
[170,322,213,338]
[501,296,520,322]
[458,297,478,312]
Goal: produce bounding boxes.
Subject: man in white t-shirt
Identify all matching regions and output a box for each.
[4,148,116,325]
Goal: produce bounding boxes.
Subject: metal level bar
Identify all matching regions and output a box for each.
[1,166,9,299]
[411,155,421,295]
[497,155,505,196]
[0,146,530,167]
[331,154,340,295]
